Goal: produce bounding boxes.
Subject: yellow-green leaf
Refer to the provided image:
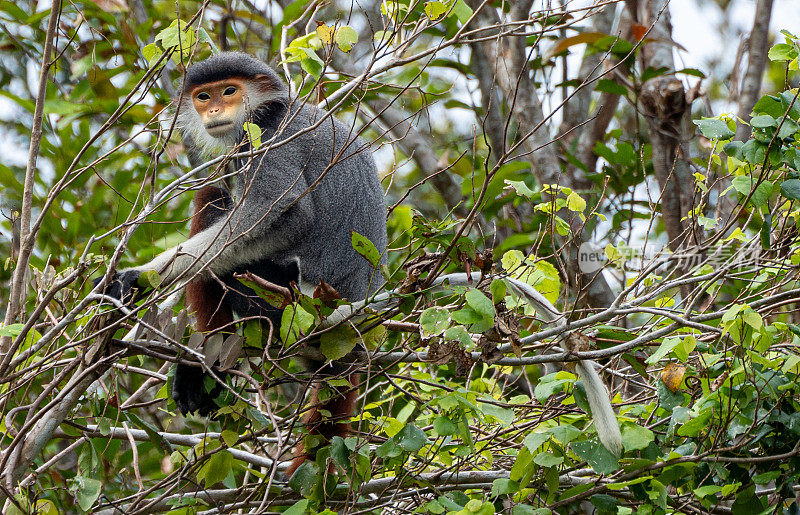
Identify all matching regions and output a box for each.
[243,122,262,149]
[316,24,335,45]
[335,26,358,52]
[424,1,447,20]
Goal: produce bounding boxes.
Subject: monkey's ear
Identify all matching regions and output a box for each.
[252,73,284,94]
[253,74,275,85]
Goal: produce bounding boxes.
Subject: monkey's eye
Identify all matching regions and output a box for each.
[223,86,237,96]
[196,92,211,101]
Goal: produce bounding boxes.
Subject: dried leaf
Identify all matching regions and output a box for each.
[174,310,189,338]
[204,334,224,367]
[188,332,205,350]
[313,280,342,308]
[546,32,609,59]
[661,363,686,392]
[219,334,243,370]
[631,23,647,41]
[478,335,503,363]
[157,310,172,331]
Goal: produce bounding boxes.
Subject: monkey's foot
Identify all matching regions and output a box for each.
[172,364,221,416]
[93,269,141,304]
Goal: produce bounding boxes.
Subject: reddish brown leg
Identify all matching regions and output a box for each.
[285,373,360,478]
[186,186,234,332]
[173,187,234,415]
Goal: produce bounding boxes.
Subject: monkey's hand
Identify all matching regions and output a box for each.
[92,269,142,305]
[172,364,223,416]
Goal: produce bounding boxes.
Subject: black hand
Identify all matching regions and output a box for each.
[172,364,223,416]
[92,270,141,304]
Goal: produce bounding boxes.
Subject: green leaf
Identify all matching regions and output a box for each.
[693,484,722,498]
[566,191,586,213]
[156,19,196,52]
[731,177,772,206]
[434,415,458,435]
[424,1,448,20]
[0,323,24,337]
[751,114,777,128]
[376,438,401,458]
[656,381,684,412]
[479,402,514,426]
[335,25,358,52]
[330,436,349,469]
[595,78,627,96]
[645,336,680,364]
[751,180,773,207]
[533,451,563,467]
[142,43,163,65]
[420,307,451,335]
[396,424,428,452]
[695,118,735,140]
[675,68,706,78]
[465,289,494,319]
[237,276,286,309]
[242,122,262,149]
[523,431,550,453]
[780,179,800,200]
[450,0,473,23]
[490,279,507,304]
[742,309,763,330]
[196,449,234,486]
[287,460,319,495]
[220,430,238,447]
[137,270,161,289]
[243,320,265,348]
[753,470,781,484]
[280,304,315,345]
[534,378,571,403]
[72,476,102,511]
[300,48,323,78]
[672,335,697,362]
[571,440,619,474]
[284,499,310,515]
[769,43,798,61]
[0,1,29,22]
[589,494,619,511]
[549,425,583,445]
[426,500,446,514]
[197,27,219,53]
[641,66,670,82]
[504,179,536,198]
[731,176,754,196]
[510,446,534,483]
[319,323,359,360]
[722,303,745,324]
[512,506,551,515]
[621,424,655,451]
[444,325,472,347]
[363,324,386,350]
[351,231,382,267]
[491,478,520,496]
[677,409,712,437]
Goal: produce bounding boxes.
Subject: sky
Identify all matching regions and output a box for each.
[672,0,800,70]
[1,0,800,170]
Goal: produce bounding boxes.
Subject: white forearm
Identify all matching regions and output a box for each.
[134,221,255,284]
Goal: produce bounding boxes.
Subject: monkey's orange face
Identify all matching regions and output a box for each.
[191,78,247,138]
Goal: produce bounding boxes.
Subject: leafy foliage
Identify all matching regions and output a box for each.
[2,1,800,514]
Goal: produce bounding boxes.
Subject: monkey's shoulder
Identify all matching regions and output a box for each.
[280,104,371,158]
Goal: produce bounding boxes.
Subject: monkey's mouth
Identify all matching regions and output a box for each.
[205,121,234,135]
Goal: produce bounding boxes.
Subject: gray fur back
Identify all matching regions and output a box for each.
[233,101,387,301]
